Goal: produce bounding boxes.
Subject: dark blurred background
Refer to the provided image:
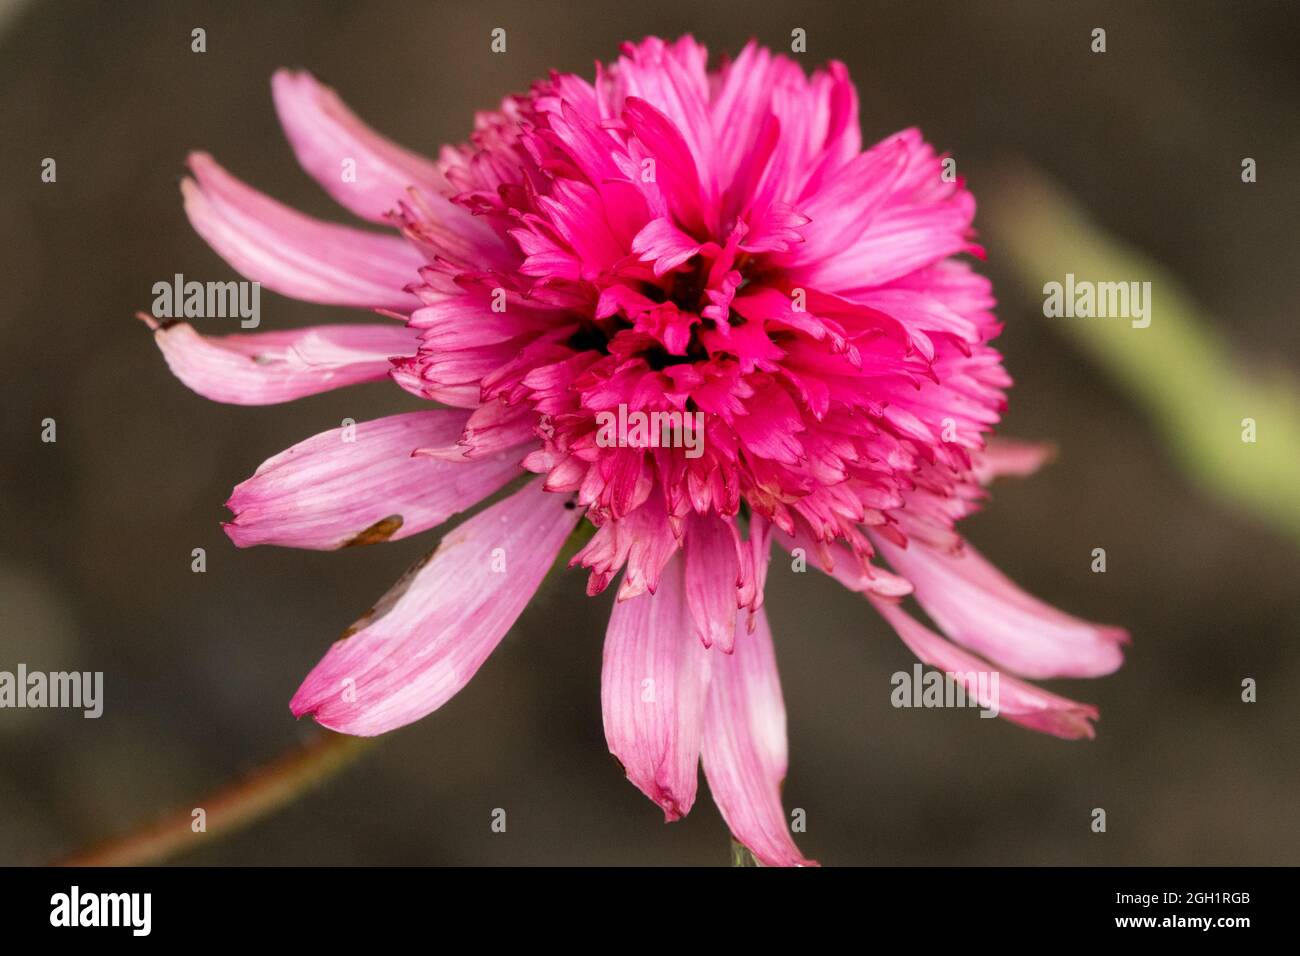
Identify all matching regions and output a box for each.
[1,0,1297,865]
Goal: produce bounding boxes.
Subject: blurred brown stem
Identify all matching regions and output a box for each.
[55,732,374,867]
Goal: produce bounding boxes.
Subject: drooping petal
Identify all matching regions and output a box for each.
[142,315,417,405]
[602,555,710,819]
[225,411,524,549]
[290,477,581,735]
[775,525,913,598]
[872,534,1128,679]
[184,152,423,310]
[869,596,1101,740]
[683,511,741,651]
[701,605,815,867]
[271,69,447,223]
[736,514,773,617]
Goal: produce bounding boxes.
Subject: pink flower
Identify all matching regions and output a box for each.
[145,37,1128,866]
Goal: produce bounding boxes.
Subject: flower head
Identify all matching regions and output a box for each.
[145,36,1128,866]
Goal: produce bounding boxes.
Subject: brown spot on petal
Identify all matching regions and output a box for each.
[337,545,435,642]
[342,515,404,548]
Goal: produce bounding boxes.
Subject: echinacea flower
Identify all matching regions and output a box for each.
[144,36,1128,866]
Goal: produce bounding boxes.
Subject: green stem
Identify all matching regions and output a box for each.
[730,839,760,867]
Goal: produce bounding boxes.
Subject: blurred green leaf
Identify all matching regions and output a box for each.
[988,166,1300,545]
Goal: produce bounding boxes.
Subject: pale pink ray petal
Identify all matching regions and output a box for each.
[776,525,914,598]
[869,595,1101,740]
[271,69,447,223]
[411,401,538,462]
[290,477,582,735]
[736,513,773,617]
[972,438,1057,484]
[602,554,711,819]
[225,411,525,549]
[872,534,1129,679]
[141,315,417,405]
[184,152,423,310]
[683,511,741,651]
[701,605,816,867]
